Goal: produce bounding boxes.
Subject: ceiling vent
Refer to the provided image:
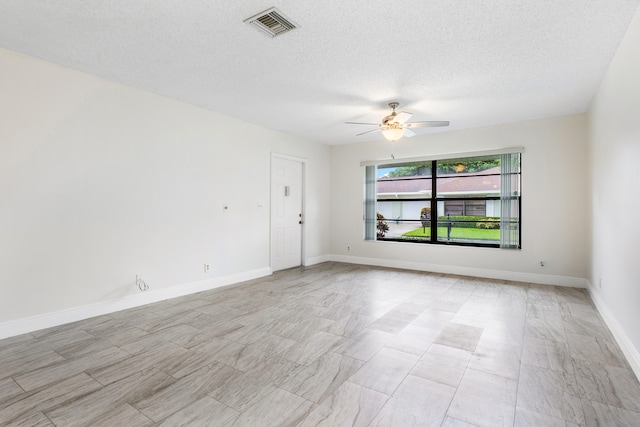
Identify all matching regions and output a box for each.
[244,7,299,38]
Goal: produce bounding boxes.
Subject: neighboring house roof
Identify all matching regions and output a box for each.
[377,167,500,197]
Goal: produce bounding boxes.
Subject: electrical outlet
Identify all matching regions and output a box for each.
[204,264,210,273]
[136,274,149,291]
[347,246,350,252]
[539,261,545,268]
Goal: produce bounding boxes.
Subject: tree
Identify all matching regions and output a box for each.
[387,159,500,178]
[437,158,499,174]
[387,163,431,177]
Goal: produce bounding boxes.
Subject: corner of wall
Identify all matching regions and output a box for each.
[587,281,640,381]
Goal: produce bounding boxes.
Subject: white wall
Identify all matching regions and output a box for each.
[0,49,330,335]
[330,114,590,286]
[588,6,640,374]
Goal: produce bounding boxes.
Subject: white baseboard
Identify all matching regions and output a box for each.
[0,267,272,340]
[329,254,588,288]
[588,284,640,381]
[305,255,331,266]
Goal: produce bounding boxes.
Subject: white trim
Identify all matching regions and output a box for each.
[304,255,331,266]
[588,284,640,381]
[0,267,272,340]
[360,147,524,167]
[328,254,587,288]
[271,152,308,163]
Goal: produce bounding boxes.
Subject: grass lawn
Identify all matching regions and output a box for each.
[403,226,500,241]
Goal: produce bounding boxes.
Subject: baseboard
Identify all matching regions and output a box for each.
[588,284,640,381]
[304,254,331,266]
[328,254,588,288]
[0,267,272,340]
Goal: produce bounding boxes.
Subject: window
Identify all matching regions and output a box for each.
[444,200,486,216]
[364,150,521,248]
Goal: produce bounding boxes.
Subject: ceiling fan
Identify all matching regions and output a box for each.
[346,102,449,142]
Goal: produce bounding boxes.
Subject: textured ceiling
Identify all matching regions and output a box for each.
[1,1,638,145]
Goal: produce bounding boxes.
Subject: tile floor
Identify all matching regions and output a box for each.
[1,262,640,426]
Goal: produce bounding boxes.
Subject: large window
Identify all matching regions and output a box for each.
[364,151,521,248]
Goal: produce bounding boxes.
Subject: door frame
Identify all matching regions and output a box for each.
[270,152,307,270]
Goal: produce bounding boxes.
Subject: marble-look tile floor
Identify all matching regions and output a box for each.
[1,262,640,426]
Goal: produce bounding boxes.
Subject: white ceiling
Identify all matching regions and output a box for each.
[1,1,638,145]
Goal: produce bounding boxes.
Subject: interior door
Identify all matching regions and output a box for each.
[271,156,303,271]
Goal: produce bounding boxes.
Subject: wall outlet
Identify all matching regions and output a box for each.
[347,246,350,252]
[539,261,545,268]
[136,274,149,291]
[204,264,211,273]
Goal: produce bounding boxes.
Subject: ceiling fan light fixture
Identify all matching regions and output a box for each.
[345,101,449,141]
[381,127,405,142]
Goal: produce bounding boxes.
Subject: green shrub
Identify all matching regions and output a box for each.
[476,220,500,229]
[438,216,500,229]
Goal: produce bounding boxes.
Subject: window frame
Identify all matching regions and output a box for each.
[363,149,522,249]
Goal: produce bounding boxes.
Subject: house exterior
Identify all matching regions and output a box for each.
[376,167,501,222]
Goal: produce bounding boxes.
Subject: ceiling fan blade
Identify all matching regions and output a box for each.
[345,122,380,126]
[393,111,412,124]
[356,128,381,136]
[404,128,416,137]
[406,121,450,128]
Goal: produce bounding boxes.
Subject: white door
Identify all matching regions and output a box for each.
[271,156,303,271]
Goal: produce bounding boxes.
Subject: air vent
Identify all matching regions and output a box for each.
[244,7,299,38]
